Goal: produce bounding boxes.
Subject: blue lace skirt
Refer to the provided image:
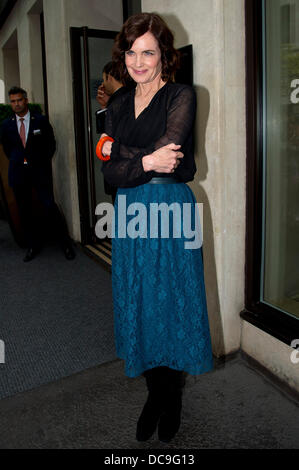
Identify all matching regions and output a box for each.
[112,182,214,378]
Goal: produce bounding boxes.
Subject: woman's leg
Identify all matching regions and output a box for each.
[136,367,167,441]
[158,368,186,443]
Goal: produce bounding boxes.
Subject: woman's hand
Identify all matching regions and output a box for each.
[142,143,184,173]
[100,133,113,157]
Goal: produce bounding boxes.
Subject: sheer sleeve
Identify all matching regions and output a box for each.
[101,85,196,187]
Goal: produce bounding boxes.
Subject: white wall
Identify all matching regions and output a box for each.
[64,0,123,30]
[142,0,246,358]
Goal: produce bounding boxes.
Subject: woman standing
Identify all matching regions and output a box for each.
[99,13,214,443]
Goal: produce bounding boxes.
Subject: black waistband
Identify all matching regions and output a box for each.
[147,177,180,184]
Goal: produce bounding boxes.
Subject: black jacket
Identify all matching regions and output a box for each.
[1,112,56,187]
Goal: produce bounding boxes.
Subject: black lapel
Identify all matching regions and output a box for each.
[10,116,24,148]
[25,114,35,148]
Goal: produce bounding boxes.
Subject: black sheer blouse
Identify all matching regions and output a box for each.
[101,82,197,188]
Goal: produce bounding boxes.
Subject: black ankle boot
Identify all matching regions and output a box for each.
[136,367,166,442]
[158,369,185,443]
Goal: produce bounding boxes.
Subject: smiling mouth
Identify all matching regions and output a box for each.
[133,69,147,74]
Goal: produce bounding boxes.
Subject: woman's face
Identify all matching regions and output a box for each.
[125,31,162,84]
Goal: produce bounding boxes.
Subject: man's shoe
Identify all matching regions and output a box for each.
[23,248,38,262]
[63,244,76,260]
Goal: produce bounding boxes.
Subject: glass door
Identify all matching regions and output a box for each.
[71,27,118,259]
[261,0,299,319]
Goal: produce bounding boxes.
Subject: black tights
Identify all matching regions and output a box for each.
[143,366,186,388]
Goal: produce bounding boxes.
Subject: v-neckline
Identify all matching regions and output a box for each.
[132,82,168,121]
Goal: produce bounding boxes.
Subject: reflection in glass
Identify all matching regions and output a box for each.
[80,36,116,231]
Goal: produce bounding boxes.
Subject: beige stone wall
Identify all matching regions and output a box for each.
[28,12,44,106]
[2,46,20,94]
[142,0,247,357]
[0,0,37,101]
[241,322,299,393]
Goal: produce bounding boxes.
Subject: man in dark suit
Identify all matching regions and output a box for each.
[96,62,129,205]
[1,86,75,262]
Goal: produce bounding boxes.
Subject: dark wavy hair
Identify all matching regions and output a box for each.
[112,12,180,84]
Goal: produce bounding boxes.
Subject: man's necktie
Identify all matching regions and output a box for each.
[19,118,28,165]
[19,118,26,148]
